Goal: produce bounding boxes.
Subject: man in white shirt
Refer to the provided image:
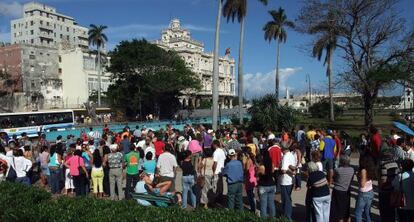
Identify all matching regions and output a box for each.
[279,145,296,220]
[212,140,226,203]
[156,145,178,191]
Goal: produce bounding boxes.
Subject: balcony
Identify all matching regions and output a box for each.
[39,23,53,31]
[39,32,53,40]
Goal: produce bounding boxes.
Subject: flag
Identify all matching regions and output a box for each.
[225,47,231,55]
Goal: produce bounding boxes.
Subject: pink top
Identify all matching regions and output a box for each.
[188,140,202,154]
[65,155,85,176]
[360,180,373,192]
[245,163,257,188]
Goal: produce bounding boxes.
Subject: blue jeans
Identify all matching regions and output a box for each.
[182,175,196,208]
[246,187,256,212]
[355,190,374,222]
[49,168,61,194]
[281,185,293,219]
[16,176,30,186]
[259,185,276,217]
[227,182,243,210]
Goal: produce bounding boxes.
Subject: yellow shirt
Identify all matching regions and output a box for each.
[246,143,257,157]
[306,130,316,141]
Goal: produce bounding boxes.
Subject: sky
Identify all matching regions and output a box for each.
[1,0,413,99]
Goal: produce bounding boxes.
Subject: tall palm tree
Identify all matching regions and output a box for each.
[212,0,222,130]
[88,24,108,107]
[263,7,294,102]
[222,0,267,124]
[310,12,343,122]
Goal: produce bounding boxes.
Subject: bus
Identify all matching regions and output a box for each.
[0,110,75,137]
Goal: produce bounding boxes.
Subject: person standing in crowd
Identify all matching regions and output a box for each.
[393,159,414,209]
[203,129,214,149]
[279,143,296,220]
[268,139,282,183]
[394,138,406,163]
[98,141,111,197]
[358,133,368,156]
[246,135,258,158]
[257,150,276,218]
[65,150,88,196]
[82,144,92,193]
[319,131,336,184]
[48,144,62,194]
[181,150,196,209]
[306,161,331,222]
[222,149,244,211]
[120,135,131,155]
[227,133,242,152]
[124,144,140,199]
[91,149,104,198]
[370,127,382,160]
[39,145,50,188]
[244,149,257,213]
[212,139,226,204]
[154,135,165,159]
[330,155,354,222]
[143,152,156,181]
[378,149,399,221]
[156,144,178,192]
[188,133,203,173]
[108,144,124,200]
[311,150,323,171]
[199,148,215,209]
[292,143,303,191]
[14,149,32,185]
[355,154,376,222]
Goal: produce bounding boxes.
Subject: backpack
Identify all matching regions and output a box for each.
[6,158,17,182]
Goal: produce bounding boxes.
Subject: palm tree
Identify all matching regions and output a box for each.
[88,24,108,107]
[310,12,343,122]
[263,7,294,102]
[212,0,223,130]
[222,0,267,124]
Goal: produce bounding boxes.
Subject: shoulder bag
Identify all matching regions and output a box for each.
[390,172,406,208]
[78,156,86,177]
[6,158,17,182]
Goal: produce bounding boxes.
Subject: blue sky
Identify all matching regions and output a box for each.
[1,0,413,99]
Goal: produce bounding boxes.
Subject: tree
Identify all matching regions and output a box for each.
[263,7,295,101]
[297,0,414,128]
[212,0,222,130]
[222,0,268,125]
[309,99,343,118]
[106,39,200,119]
[309,11,344,122]
[248,94,297,132]
[88,24,108,107]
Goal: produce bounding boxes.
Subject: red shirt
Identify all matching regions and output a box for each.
[334,136,342,158]
[268,145,282,169]
[370,133,382,158]
[154,140,165,157]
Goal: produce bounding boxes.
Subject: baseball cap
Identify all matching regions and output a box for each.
[228,149,236,156]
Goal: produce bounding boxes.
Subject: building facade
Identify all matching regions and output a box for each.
[11,2,88,49]
[154,19,236,109]
[60,47,111,108]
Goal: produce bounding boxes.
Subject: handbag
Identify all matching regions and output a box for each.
[78,156,86,177]
[390,172,406,208]
[6,157,17,182]
[196,159,207,187]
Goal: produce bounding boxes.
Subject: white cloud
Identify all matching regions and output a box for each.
[244,67,303,99]
[0,2,22,18]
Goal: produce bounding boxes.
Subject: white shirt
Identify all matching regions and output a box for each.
[213,148,226,175]
[316,161,323,171]
[144,146,155,160]
[156,152,177,177]
[279,151,296,185]
[14,156,32,178]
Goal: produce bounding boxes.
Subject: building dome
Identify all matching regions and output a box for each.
[170,19,181,29]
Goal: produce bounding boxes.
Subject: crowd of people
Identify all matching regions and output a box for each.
[1,124,414,221]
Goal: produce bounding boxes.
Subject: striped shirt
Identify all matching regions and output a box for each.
[379,157,399,191]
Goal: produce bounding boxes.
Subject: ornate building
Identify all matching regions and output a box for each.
[154,19,236,109]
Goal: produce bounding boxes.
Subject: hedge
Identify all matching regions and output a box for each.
[0,182,287,222]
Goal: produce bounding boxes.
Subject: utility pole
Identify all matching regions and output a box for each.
[306,74,312,107]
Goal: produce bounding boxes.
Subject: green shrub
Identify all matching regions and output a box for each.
[0,182,286,222]
[308,100,344,118]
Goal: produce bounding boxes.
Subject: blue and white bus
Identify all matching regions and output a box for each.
[0,110,75,137]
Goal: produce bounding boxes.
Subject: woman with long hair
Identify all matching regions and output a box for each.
[48,144,62,194]
[91,149,104,198]
[257,150,276,217]
[355,154,376,222]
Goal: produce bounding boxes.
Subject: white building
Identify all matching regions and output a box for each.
[154,19,236,109]
[396,88,413,110]
[60,47,111,108]
[11,2,89,49]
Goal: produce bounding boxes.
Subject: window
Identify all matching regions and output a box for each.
[58,68,62,74]
[29,55,35,59]
[13,24,16,29]
[66,35,69,41]
[40,52,43,55]
[46,22,49,26]
[31,39,34,44]
[40,20,43,25]
[31,80,35,87]
[54,24,56,28]
[30,21,34,26]
[59,56,62,62]
[30,30,34,35]
[60,34,63,39]
[66,27,69,32]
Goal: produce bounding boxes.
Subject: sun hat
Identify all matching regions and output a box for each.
[228,149,236,156]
